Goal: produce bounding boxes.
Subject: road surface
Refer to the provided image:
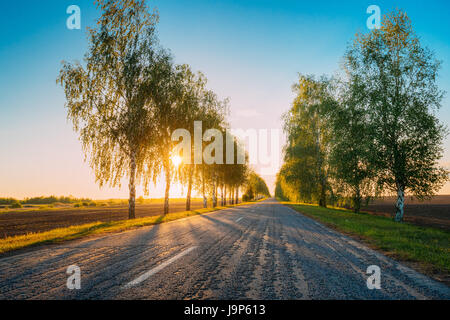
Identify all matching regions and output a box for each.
[0,199,449,300]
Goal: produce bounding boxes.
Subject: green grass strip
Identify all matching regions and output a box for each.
[285,202,450,274]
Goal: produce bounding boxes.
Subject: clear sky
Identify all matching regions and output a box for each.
[1,0,450,199]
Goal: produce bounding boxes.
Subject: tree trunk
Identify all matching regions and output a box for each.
[212,180,217,207]
[235,188,239,204]
[394,186,405,222]
[164,160,171,215]
[221,185,225,206]
[186,167,193,211]
[319,178,327,208]
[128,150,136,219]
[226,185,228,205]
[202,169,207,208]
[354,186,361,214]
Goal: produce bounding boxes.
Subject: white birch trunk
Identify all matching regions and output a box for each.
[202,170,207,208]
[186,173,192,211]
[212,178,217,207]
[128,150,136,219]
[394,186,405,222]
[221,185,225,206]
[164,159,171,215]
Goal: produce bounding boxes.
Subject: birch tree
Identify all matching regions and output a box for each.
[195,91,228,208]
[282,75,334,206]
[57,0,161,219]
[145,56,187,215]
[328,75,377,213]
[243,172,270,200]
[346,9,448,221]
[174,66,208,211]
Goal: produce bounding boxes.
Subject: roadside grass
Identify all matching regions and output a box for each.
[0,200,260,255]
[284,202,450,274]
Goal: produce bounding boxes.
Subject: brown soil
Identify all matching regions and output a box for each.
[362,195,450,232]
[0,200,204,239]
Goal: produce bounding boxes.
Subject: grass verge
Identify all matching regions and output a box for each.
[284,202,450,275]
[0,201,258,255]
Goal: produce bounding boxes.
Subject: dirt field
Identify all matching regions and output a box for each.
[0,200,204,239]
[362,195,450,232]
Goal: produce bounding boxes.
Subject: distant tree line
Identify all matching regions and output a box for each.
[276,9,448,222]
[0,196,96,209]
[242,173,271,201]
[58,0,269,219]
[0,196,92,206]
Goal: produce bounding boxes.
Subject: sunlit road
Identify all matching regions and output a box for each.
[0,199,449,300]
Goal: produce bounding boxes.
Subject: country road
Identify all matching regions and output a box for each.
[0,199,448,300]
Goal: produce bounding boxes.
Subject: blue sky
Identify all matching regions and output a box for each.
[1,0,450,198]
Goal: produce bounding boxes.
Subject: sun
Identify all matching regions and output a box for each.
[171,155,182,167]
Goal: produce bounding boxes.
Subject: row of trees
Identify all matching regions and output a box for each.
[242,173,271,201]
[58,0,267,219]
[276,9,448,222]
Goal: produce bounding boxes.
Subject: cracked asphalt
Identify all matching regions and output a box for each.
[0,199,449,300]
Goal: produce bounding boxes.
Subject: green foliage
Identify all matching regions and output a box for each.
[349,10,447,193]
[327,74,378,213]
[57,0,248,217]
[277,9,448,220]
[57,0,170,219]
[279,75,334,206]
[21,196,91,205]
[1,196,93,208]
[0,198,18,205]
[242,189,253,202]
[243,172,270,201]
[274,179,285,200]
[345,9,448,220]
[9,202,22,209]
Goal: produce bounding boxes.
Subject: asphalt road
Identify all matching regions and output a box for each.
[0,199,449,300]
